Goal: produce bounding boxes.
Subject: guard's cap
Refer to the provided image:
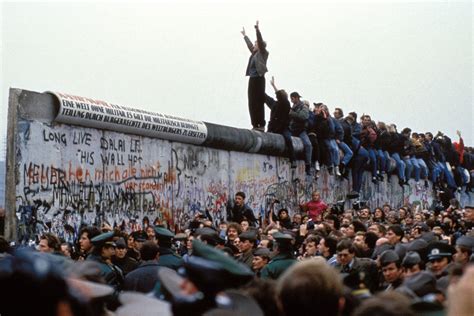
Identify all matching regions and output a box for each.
[427,242,454,261]
[91,231,116,247]
[117,291,172,316]
[203,290,264,316]
[67,278,114,300]
[131,231,147,242]
[456,235,474,251]
[252,247,271,259]
[371,243,393,259]
[155,226,175,239]
[272,231,293,242]
[239,231,257,242]
[402,251,422,268]
[379,250,400,265]
[401,271,441,297]
[115,237,127,248]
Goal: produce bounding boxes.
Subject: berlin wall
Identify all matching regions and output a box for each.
[5,88,471,242]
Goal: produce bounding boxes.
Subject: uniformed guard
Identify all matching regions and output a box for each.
[237,230,257,269]
[252,247,271,277]
[426,241,455,279]
[379,249,403,290]
[155,226,184,271]
[87,231,124,291]
[157,240,257,315]
[260,231,296,279]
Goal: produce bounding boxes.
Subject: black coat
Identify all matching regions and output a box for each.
[123,261,161,293]
[265,94,290,133]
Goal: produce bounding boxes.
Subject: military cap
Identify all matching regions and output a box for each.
[420,232,437,244]
[402,251,422,268]
[154,226,175,239]
[195,227,219,238]
[239,231,257,242]
[401,271,440,297]
[371,243,393,259]
[131,231,147,242]
[379,249,400,265]
[67,278,114,300]
[117,292,171,316]
[203,290,264,316]
[455,235,474,251]
[272,231,293,242]
[174,233,188,241]
[427,242,454,261]
[253,247,271,259]
[115,237,127,248]
[91,231,116,247]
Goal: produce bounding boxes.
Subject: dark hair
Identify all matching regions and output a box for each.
[364,232,379,249]
[351,220,367,233]
[324,237,338,256]
[335,107,344,117]
[140,241,159,261]
[40,233,61,252]
[235,191,246,199]
[337,239,355,254]
[79,226,101,240]
[348,112,358,120]
[388,225,404,239]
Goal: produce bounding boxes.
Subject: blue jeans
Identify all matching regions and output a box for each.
[391,153,406,181]
[438,162,457,189]
[338,141,353,166]
[293,130,312,167]
[368,148,378,177]
[281,128,296,163]
[403,156,414,180]
[409,157,422,181]
[351,145,369,193]
[324,139,340,167]
[417,158,429,180]
[377,149,390,173]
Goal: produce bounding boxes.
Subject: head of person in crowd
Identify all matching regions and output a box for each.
[413,213,424,224]
[368,223,386,238]
[226,222,242,243]
[402,251,424,277]
[252,247,271,273]
[454,235,474,265]
[352,291,415,316]
[234,191,246,208]
[140,241,160,261]
[240,279,279,316]
[91,231,117,261]
[336,239,356,267]
[324,214,340,230]
[373,207,385,222]
[301,235,319,258]
[334,107,344,120]
[318,236,338,259]
[377,121,387,131]
[38,232,61,253]
[292,213,302,226]
[258,236,273,250]
[276,258,345,316]
[60,242,72,258]
[386,225,404,245]
[379,250,403,286]
[289,92,302,105]
[361,114,372,127]
[358,206,371,221]
[401,127,412,138]
[398,207,408,220]
[114,237,128,259]
[145,225,156,241]
[78,226,101,256]
[240,219,250,232]
[387,211,400,224]
[278,208,290,221]
[427,241,455,276]
[353,232,369,255]
[238,231,257,254]
[155,226,175,248]
[464,205,474,223]
[348,111,358,123]
[130,231,147,251]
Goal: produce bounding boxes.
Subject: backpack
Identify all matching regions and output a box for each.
[368,127,377,143]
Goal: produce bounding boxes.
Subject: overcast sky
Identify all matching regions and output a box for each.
[1,0,472,154]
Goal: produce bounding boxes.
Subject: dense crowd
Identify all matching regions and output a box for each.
[0,190,473,315]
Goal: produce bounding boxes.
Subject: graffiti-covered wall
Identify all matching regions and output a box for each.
[9,89,470,242]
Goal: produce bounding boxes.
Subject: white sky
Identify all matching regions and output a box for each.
[1,0,473,153]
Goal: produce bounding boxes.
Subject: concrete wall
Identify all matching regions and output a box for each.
[6,89,472,242]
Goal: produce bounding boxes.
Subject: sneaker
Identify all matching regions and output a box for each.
[424,180,429,189]
[252,126,265,132]
[315,161,321,172]
[328,167,334,175]
[335,166,342,177]
[398,179,405,187]
[339,163,346,175]
[372,176,378,184]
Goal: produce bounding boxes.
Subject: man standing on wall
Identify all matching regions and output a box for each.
[242,20,269,132]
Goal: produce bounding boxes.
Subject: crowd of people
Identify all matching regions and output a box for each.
[1,189,473,315]
[243,21,473,198]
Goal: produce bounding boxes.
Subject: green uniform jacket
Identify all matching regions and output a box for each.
[157,247,184,271]
[260,252,296,280]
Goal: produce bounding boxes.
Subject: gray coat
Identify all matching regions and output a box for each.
[244,28,269,77]
[123,260,161,293]
[289,101,309,134]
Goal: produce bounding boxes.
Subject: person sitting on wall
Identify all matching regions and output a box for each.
[265,76,296,168]
[227,192,258,227]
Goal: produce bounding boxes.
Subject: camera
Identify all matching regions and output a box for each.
[330,200,345,215]
[352,200,367,211]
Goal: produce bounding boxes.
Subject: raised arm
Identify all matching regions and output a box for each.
[255,21,267,54]
[242,26,254,53]
[270,76,278,92]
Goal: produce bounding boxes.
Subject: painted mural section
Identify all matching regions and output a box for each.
[15,118,445,244]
